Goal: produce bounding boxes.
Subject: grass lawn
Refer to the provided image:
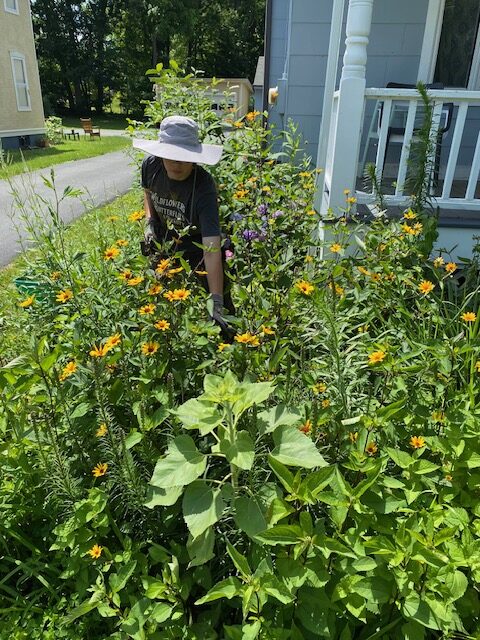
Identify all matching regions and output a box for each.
[0,136,130,179]
[62,113,135,131]
[0,190,141,365]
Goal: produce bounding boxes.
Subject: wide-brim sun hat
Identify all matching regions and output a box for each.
[133,115,223,165]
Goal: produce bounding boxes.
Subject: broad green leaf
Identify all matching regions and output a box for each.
[203,371,243,404]
[182,481,224,538]
[241,621,261,640]
[271,427,327,468]
[295,587,331,635]
[70,402,90,419]
[352,576,392,603]
[305,466,336,497]
[144,485,183,508]
[121,597,150,640]
[234,496,267,538]
[258,403,301,435]
[444,569,468,601]
[316,538,357,559]
[176,398,223,435]
[377,397,406,420]
[142,577,167,599]
[268,456,295,492]
[195,576,241,604]
[352,461,383,498]
[226,540,251,577]
[267,498,295,526]
[402,594,443,630]
[219,430,254,469]
[124,429,143,450]
[63,591,104,624]
[254,524,303,545]
[262,575,295,604]
[150,435,206,488]
[387,447,414,469]
[352,557,378,572]
[187,527,215,567]
[233,381,275,417]
[412,460,439,475]
[150,602,173,623]
[109,560,137,594]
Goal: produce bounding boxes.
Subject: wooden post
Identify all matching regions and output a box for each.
[320,0,374,215]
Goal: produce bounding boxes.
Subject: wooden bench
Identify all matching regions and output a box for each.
[80,118,101,139]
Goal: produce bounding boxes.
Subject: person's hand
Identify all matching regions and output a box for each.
[210,294,235,341]
[144,221,155,247]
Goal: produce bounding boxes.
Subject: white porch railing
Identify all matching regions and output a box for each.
[349,88,480,211]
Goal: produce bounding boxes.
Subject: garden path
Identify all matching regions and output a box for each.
[0,149,135,267]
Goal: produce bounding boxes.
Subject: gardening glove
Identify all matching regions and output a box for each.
[141,220,157,256]
[210,293,235,342]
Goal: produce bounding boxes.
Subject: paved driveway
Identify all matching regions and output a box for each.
[0,149,136,267]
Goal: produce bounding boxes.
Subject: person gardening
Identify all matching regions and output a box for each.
[133,115,233,338]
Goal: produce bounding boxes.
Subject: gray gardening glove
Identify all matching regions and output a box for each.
[210,293,235,342]
[141,220,157,256]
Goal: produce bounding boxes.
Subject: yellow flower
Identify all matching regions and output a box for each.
[104,333,121,351]
[218,342,230,352]
[119,269,133,281]
[321,399,330,409]
[412,222,423,235]
[128,210,145,222]
[89,344,109,358]
[305,255,314,262]
[154,319,170,331]
[369,273,381,283]
[166,267,184,278]
[433,256,444,268]
[116,239,129,247]
[234,189,248,199]
[234,332,260,347]
[327,282,345,295]
[59,360,77,381]
[366,442,378,456]
[401,223,415,235]
[346,196,357,204]
[92,463,108,477]
[410,435,426,449]
[50,271,61,280]
[313,382,327,394]
[96,424,108,437]
[403,209,417,220]
[462,311,477,322]
[163,288,191,302]
[445,262,457,274]
[56,289,73,303]
[431,410,445,422]
[127,276,144,286]
[299,171,312,178]
[475,361,480,373]
[418,280,434,295]
[104,246,120,260]
[245,110,260,121]
[139,303,156,315]
[357,266,370,276]
[261,325,275,335]
[88,544,103,559]
[141,341,159,356]
[368,350,386,365]
[155,258,171,274]
[349,431,358,443]
[148,283,163,295]
[233,120,244,128]
[330,243,342,253]
[195,270,208,276]
[295,280,315,295]
[306,209,316,216]
[108,215,119,222]
[19,295,35,308]
[343,189,350,195]
[300,419,312,434]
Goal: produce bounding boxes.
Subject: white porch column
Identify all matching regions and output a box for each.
[319,0,374,215]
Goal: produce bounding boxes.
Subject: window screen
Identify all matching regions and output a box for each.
[11,55,30,109]
[4,0,18,12]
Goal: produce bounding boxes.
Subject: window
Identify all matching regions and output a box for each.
[4,0,19,14]
[10,53,31,111]
[433,0,480,88]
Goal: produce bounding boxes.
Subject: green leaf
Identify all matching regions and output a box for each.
[271,427,327,468]
[70,402,90,419]
[63,591,104,624]
[150,435,206,488]
[109,560,137,594]
[386,447,414,469]
[377,397,406,420]
[267,498,295,526]
[219,430,254,470]
[195,577,241,604]
[176,398,223,435]
[182,481,225,538]
[402,594,442,630]
[258,404,301,435]
[121,597,150,640]
[150,602,173,623]
[412,460,439,475]
[226,540,251,577]
[144,485,183,508]
[317,537,357,559]
[262,575,295,604]
[233,380,276,416]
[124,429,143,449]
[187,527,215,567]
[254,525,303,545]
[234,496,267,538]
[444,569,468,601]
[352,576,392,603]
[268,456,295,492]
[241,621,261,640]
[143,577,167,599]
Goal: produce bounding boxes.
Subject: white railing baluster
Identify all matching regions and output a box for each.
[441,102,468,199]
[466,130,480,200]
[374,99,392,182]
[395,100,418,196]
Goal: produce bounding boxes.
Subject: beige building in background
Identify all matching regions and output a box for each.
[0,0,45,149]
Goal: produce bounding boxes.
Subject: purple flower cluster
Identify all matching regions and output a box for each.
[257,203,269,216]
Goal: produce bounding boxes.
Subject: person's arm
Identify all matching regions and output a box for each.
[144,190,154,221]
[202,235,223,297]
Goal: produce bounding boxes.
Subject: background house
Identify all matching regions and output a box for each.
[263,0,480,259]
[0,0,45,150]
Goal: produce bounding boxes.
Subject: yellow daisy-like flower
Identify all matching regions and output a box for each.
[300,419,312,434]
[218,342,230,352]
[166,267,184,278]
[59,360,77,381]
[108,215,119,222]
[306,209,316,216]
[163,288,191,302]
[401,223,415,235]
[369,273,381,283]
[89,344,109,358]
[116,239,129,247]
[127,276,144,286]
[245,110,260,121]
[96,423,108,437]
[104,333,121,350]
[119,269,133,281]
[366,442,378,456]
[418,280,434,295]
[148,283,163,295]
[295,280,315,295]
[19,295,35,308]
[141,341,159,356]
[104,246,120,260]
[234,332,260,347]
[155,259,171,274]
[233,120,244,128]
[139,303,156,315]
[357,266,370,276]
[88,544,103,559]
[154,319,170,331]
[195,270,209,276]
[56,289,73,303]
[433,256,444,268]
[475,361,480,373]
[349,431,358,443]
[403,209,417,220]
[262,186,271,193]
[368,350,386,365]
[346,196,357,204]
[330,243,342,253]
[327,282,345,295]
[234,189,248,199]
[50,271,61,280]
[261,325,275,335]
[445,262,457,274]
[321,399,330,409]
[313,382,327,394]
[92,463,108,477]
[305,254,314,262]
[412,222,423,235]
[299,171,312,178]
[461,311,477,322]
[128,210,145,222]
[410,435,426,449]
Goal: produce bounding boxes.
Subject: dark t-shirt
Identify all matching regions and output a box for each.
[141,155,220,256]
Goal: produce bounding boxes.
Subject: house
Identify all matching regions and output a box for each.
[263,0,480,260]
[0,0,45,150]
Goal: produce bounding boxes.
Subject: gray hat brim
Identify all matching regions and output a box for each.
[132,139,223,165]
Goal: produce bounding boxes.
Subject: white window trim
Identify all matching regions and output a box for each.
[4,0,19,15]
[418,0,480,89]
[10,52,31,111]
